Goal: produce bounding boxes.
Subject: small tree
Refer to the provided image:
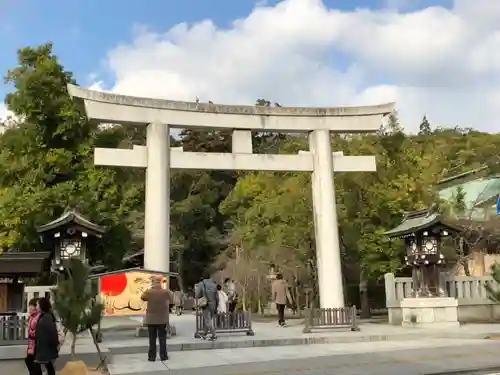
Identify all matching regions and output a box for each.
[418,115,432,135]
[485,263,500,303]
[52,258,107,373]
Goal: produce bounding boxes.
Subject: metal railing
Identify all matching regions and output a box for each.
[303,306,359,333]
[0,315,28,345]
[194,310,254,337]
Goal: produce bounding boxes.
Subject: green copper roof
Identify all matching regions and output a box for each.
[438,176,500,220]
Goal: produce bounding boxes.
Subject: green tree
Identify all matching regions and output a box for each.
[219,110,451,312]
[418,115,432,135]
[52,259,105,370]
[170,128,236,286]
[485,263,500,303]
[0,43,142,268]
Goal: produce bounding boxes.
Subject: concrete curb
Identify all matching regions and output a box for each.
[3,329,498,360]
[424,365,500,375]
[105,329,500,355]
[107,332,424,355]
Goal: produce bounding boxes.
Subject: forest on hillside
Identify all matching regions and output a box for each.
[1,44,500,313]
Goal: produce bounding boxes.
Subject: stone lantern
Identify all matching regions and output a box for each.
[37,210,105,273]
[266,263,277,281]
[386,209,458,297]
[385,209,461,327]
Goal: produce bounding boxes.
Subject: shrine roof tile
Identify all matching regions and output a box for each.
[385,210,460,238]
[37,210,105,234]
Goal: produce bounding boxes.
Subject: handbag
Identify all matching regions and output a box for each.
[196,281,208,308]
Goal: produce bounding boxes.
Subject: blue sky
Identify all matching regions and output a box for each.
[0,0,451,99]
[4,0,496,133]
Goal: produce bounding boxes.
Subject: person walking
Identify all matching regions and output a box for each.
[25,298,39,375]
[141,277,174,362]
[33,297,59,375]
[173,289,184,316]
[195,273,219,341]
[272,273,292,327]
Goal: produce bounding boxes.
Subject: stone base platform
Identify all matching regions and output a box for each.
[401,297,460,328]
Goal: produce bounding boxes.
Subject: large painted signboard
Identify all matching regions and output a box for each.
[99,270,167,317]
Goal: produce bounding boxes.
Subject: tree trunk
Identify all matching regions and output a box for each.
[459,238,471,276]
[257,276,263,315]
[70,332,77,358]
[177,249,186,292]
[342,270,348,305]
[89,326,109,375]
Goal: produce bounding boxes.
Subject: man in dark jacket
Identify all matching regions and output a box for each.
[195,273,219,341]
[141,277,174,362]
[34,297,59,375]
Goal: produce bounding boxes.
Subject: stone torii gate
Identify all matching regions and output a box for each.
[67,84,394,309]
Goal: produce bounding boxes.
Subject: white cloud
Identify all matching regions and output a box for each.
[0,103,14,126]
[0,103,7,122]
[93,0,500,133]
[0,103,19,128]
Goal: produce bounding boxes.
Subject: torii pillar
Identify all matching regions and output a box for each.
[67,84,394,309]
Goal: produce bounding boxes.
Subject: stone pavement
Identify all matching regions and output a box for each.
[94,314,500,354]
[6,313,500,374]
[107,339,500,374]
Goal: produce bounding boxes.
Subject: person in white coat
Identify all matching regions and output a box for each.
[216,284,228,314]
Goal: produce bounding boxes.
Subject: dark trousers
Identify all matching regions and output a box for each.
[32,361,55,375]
[148,324,167,360]
[276,303,286,325]
[228,300,237,327]
[25,354,35,375]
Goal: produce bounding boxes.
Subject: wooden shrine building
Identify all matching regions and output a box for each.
[0,210,105,315]
[0,251,51,314]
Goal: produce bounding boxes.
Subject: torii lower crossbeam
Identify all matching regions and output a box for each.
[95,126,376,309]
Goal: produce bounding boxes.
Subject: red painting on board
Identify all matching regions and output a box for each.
[100,273,127,297]
[98,271,167,317]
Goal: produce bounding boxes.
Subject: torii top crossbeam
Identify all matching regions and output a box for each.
[67,85,394,133]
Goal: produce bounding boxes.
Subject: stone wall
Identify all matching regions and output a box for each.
[384,273,500,324]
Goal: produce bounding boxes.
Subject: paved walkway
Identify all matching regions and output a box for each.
[94,314,500,354]
[108,339,500,375]
[6,314,500,374]
[93,314,500,374]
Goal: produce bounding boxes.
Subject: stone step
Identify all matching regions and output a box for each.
[104,329,427,356]
[106,339,500,375]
